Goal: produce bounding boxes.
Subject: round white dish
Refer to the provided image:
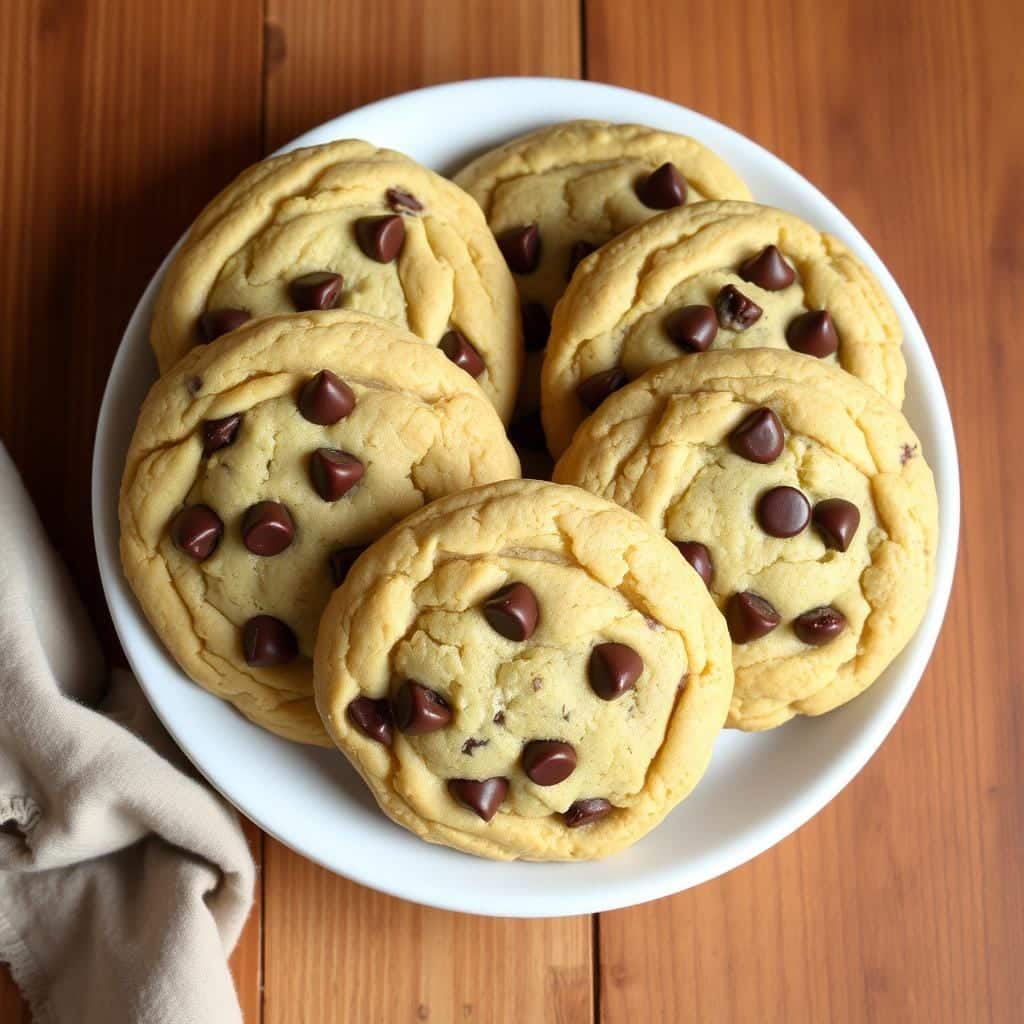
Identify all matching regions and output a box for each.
[92,77,959,918]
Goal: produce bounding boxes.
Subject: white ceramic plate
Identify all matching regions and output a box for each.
[92,78,959,918]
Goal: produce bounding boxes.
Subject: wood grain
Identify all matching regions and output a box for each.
[259,4,591,1022]
[587,0,1024,1020]
[262,836,592,1023]
[0,0,265,1018]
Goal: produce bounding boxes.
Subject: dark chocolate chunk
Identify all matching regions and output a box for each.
[636,162,687,209]
[522,740,577,786]
[241,501,294,556]
[347,696,393,746]
[170,505,223,561]
[665,304,718,352]
[588,642,643,701]
[756,486,811,538]
[242,615,298,666]
[447,777,508,821]
[483,582,539,641]
[725,592,781,643]
[739,245,795,291]
[289,271,343,311]
[729,408,785,463]
[812,499,860,552]
[393,681,452,735]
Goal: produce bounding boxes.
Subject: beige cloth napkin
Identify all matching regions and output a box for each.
[0,446,254,1024]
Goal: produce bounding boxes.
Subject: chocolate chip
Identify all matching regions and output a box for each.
[483,582,539,641]
[329,546,365,587]
[289,271,343,311]
[186,376,203,395]
[756,486,810,538]
[493,710,506,726]
[201,414,242,456]
[588,642,643,701]
[564,798,613,828]
[531,677,543,692]
[715,284,763,331]
[636,162,687,209]
[462,738,489,756]
[576,367,627,410]
[497,225,540,274]
[729,408,785,464]
[900,444,917,464]
[794,606,847,646]
[347,697,393,746]
[386,187,422,212]
[665,304,718,352]
[447,778,508,822]
[170,505,223,560]
[198,308,250,343]
[521,303,550,351]
[674,541,713,588]
[298,369,355,425]
[812,499,860,552]
[567,240,598,278]
[522,740,577,786]
[725,592,781,643]
[439,330,485,377]
[242,615,298,666]
[739,245,795,291]
[786,310,839,357]
[393,681,452,735]
[309,448,364,501]
[241,501,294,556]
[356,214,406,263]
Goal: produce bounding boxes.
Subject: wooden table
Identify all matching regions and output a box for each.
[1,1,1021,1020]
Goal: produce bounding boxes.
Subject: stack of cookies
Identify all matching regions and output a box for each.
[120,121,937,862]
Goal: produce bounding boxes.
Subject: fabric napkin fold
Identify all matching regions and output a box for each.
[0,445,254,1024]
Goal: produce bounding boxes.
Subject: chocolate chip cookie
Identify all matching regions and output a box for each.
[150,140,523,422]
[553,350,937,731]
[453,120,751,420]
[120,311,520,745]
[314,479,733,860]
[542,201,906,456]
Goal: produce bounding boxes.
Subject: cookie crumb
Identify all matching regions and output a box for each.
[531,677,543,692]
[186,375,203,395]
[644,615,665,631]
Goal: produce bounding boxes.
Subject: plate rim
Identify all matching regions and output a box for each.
[91,75,961,918]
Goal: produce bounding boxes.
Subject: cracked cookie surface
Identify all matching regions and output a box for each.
[542,201,905,456]
[120,311,520,745]
[454,120,750,418]
[150,139,522,422]
[553,350,937,730]
[314,479,733,860]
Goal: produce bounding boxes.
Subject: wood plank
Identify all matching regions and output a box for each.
[264,0,582,150]
[586,0,1024,1020]
[0,0,265,1018]
[263,836,593,1024]
[260,4,590,1022]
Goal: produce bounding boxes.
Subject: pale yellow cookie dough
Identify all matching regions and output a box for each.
[554,350,937,730]
[454,120,751,421]
[120,311,520,745]
[150,140,522,422]
[314,479,734,860]
[542,201,906,456]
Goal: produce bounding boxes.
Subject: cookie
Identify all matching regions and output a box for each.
[541,201,905,456]
[150,140,522,423]
[554,350,937,730]
[454,120,751,422]
[314,479,733,861]
[120,311,520,745]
